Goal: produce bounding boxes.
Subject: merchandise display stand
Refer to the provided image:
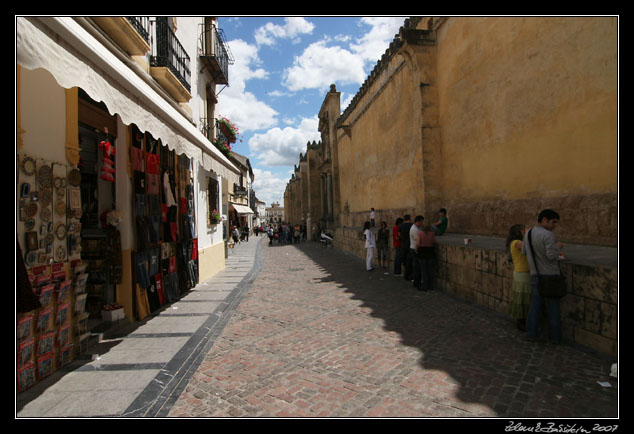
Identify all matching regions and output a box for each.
[17,154,88,393]
[130,125,199,321]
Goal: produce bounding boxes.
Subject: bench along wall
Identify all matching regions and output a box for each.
[334,226,617,357]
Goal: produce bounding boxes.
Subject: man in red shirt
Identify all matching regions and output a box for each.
[392,217,404,275]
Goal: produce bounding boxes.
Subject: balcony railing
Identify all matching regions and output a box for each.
[150,17,191,92]
[126,17,151,45]
[199,23,234,85]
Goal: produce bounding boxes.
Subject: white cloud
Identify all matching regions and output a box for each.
[283,40,366,92]
[255,17,315,46]
[248,116,320,166]
[216,39,278,132]
[281,17,404,93]
[252,168,290,207]
[350,17,405,62]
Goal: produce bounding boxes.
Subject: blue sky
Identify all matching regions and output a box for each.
[214,16,408,207]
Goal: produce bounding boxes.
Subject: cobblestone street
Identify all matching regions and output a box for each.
[168,238,618,418]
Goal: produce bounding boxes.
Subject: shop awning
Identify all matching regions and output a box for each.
[230,203,254,215]
[16,16,240,186]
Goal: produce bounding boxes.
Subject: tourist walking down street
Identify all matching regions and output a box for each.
[392,217,403,275]
[376,221,390,269]
[363,221,376,271]
[507,224,530,331]
[522,209,564,343]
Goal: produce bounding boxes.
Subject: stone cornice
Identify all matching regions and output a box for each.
[335,17,434,129]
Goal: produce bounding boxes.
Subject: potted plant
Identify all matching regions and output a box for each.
[216,116,239,143]
[211,137,233,158]
[210,209,221,224]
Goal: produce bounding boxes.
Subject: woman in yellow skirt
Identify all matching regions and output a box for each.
[506,224,531,331]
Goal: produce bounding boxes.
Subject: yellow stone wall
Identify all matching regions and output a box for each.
[337,52,425,215]
[432,17,617,244]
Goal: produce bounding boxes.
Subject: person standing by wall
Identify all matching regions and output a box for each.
[409,215,424,288]
[415,221,437,291]
[522,209,564,344]
[399,215,414,281]
[376,221,390,270]
[363,221,376,271]
[507,224,530,331]
[392,217,404,276]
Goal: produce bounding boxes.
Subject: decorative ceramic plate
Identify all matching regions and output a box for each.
[25,218,35,231]
[40,207,51,222]
[39,188,52,207]
[21,157,36,176]
[55,200,66,216]
[68,169,81,186]
[38,165,52,189]
[26,202,38,218]
[55,223,67,240]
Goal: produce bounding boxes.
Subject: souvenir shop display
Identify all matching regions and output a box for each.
[58,344,73,368]
[17,363,37,392]
[17,338,34,367]
[16,154,87,393]
[130,126,199,320]
[37,353,54,380]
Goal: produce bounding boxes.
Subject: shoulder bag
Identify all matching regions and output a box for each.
[527,229,567,298]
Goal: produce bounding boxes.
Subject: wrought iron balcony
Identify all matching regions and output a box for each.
[199,23,234,85]
[233,183,248,196]
[150,17,191,93]
[126,17,151,45]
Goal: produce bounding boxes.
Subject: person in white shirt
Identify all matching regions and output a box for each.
[409,215,424,288]
[363,221,376,271]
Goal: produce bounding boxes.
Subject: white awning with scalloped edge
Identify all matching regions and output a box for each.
[16,16,240,185]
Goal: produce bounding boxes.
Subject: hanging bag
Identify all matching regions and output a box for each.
[527,229,567,298]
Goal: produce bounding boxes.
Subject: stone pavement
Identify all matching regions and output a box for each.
[16,236,261,418]
[167,238,618,418]
[16,235,618,419]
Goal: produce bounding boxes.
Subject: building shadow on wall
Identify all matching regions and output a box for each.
[292,242,617,418]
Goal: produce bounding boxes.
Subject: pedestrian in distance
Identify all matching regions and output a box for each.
[506,224,530,331]
[415,221,437,291]
[392,217,404,276]
[410,215,424,288]
[399,215,414,280]
[363,221,376,271]
[431,208,449,235]
[522,209,565,344]
[376,221,390,269]
[370,208,376,227]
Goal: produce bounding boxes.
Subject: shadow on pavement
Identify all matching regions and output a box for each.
[292,241,618,418]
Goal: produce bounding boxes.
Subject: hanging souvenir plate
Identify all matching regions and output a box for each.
[61,178,68,188]
[25,218,35,231]
[68,169,81,186]
[39,188,52,207]
[21,157,36,176]
[55,223,67,240]
[38,165,52,189]
[40,207,51,222]
[26,202,38,218]
[54,177,62,188]
[55,200,66,216]
[25,251,37,266]
[57,187,65,198]
[55,246,66,262]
